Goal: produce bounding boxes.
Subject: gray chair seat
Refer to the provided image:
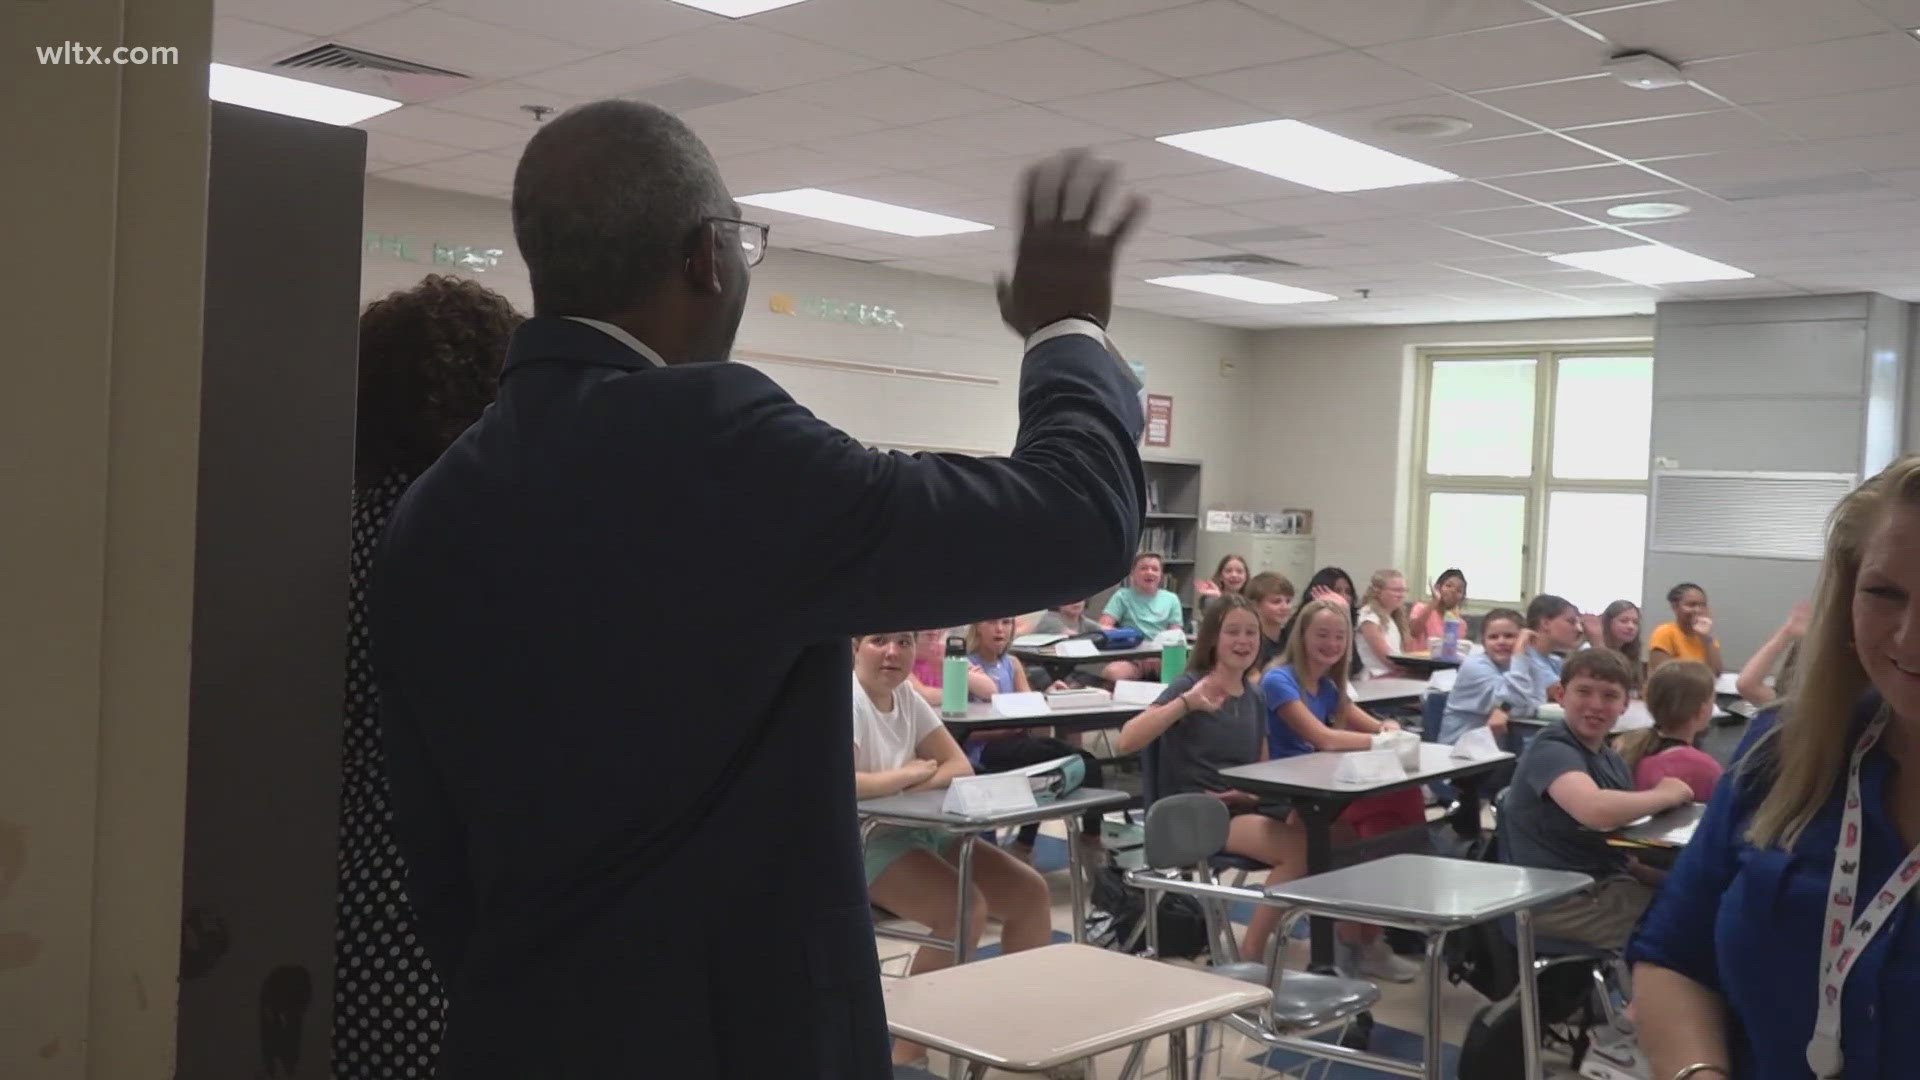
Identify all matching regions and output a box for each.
[1210,961,1381,1031]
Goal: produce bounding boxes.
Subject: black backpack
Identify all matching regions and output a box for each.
[1456,963,1599,1080]
[1085,863,1210,959]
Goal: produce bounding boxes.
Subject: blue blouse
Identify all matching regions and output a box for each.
[1627,703,1920,1080]
[1260,664,1342,759]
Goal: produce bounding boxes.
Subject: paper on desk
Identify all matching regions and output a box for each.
[1429,668,1458,693]
[1112,680,1163,706]
[1333,750,1407,786]
[990,691,1052,719]
[1054,638,1100,658]
[1013,632,1067,648]
[942,773,1038,818]
[1716,672,1741,696]
[1452,726,1503,761]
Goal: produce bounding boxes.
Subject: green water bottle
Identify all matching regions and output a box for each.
[1161,637,1188,683]
[942,635,969,718]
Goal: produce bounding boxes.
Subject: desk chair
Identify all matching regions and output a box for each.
[1127,794,1379,1079]
[1139,740,1270,884]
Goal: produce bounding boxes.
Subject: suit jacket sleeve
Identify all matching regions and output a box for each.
[710,330,1146,636]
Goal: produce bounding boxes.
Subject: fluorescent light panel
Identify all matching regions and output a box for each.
[1157,119,1457,193]
[1548,244,1753,285]
[737,189,993,238]
[208,63,400,126]
[1146,274,1337,305]
[668,0,811,15]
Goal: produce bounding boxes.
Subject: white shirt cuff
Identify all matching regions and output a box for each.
[1025,317,1108,351]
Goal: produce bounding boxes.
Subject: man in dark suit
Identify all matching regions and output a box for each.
[371,99,1148,1078]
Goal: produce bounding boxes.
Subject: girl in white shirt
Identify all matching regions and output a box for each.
[1355,569,1413,680]
[850,631,1053,1065]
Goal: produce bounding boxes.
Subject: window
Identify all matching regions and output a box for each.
[1411,347,1653,614]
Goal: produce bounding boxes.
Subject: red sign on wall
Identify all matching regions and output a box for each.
[1145,394,1173,447]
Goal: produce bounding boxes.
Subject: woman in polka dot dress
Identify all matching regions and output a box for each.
[333,275,520,1078]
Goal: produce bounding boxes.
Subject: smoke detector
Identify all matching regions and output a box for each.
[1604,50,1687,90]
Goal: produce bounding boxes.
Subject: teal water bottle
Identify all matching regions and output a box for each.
[1161,638,1188,683]
[942,635,969,718]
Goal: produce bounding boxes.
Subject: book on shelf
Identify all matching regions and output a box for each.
[1144,479,1162,514]
[1137,523,1186,561]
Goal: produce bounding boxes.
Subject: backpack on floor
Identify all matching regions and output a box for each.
[1085,864,1209,959]
[1455,962,1598,1080]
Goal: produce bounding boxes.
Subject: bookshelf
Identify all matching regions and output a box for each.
[1141,459,1203,614]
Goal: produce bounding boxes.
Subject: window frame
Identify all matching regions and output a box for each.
[1408,343,1655,611]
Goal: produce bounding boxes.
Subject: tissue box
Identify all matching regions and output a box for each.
[1452,726,1503,761]
[1333,750,1408,786]
[942,774,1037,819]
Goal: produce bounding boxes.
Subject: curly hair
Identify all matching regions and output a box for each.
[355,274,521,483]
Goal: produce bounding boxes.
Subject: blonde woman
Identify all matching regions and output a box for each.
[1630,455,1920,1080]
[1354,569,1414,680]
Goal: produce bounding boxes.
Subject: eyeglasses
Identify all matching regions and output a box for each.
[702,216,770,268]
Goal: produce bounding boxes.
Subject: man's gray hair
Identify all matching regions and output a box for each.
[511,100,732,317]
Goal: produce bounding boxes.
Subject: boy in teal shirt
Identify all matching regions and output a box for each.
[1102,552,1184,635]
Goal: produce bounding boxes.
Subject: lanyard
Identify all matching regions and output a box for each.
[1808,707,1920,1077]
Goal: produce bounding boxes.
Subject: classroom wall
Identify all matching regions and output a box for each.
[1647,294,1910,667]
[361,176,1262,512]
[1245,316,1656,578]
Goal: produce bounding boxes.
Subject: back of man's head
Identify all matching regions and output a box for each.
[512,100,730,318]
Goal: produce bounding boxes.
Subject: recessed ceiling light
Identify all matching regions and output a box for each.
[1375,114,1474,139]
[1145,274,1338,305]
[208,63,400,126]
[667,0,810,14]
[737,189,993,237]
[1158,119,1457,192]
[1548,244,1752,285]
[1605,201,1691,220]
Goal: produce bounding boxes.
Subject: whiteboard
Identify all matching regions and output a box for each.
[1648,470,1856,561]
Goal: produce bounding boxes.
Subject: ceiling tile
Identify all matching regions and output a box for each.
[1307,94,1537,150]
[783,67,1013,124]
[1563,110,1788,158]
[913,105,1127,155]
[1194,50,1438,118]
[1141,207,1271,236]
[1084,138,1229,180]
[1494,225,1655,255]
[222,0,411,36]
[1577,0,1887,61]
[1474,75,1722,129]
[432,0,716,48]
[720,145,893,192]
[1364,20,1611,93]
[681,92,884,142]
[430,81,590,126]
[1138,166,1317,205]
[1349,180,1528,213]
[517,52,680,97]
[614,21,881,93]
[753,0,1028,62]
[1684,32,1920,106]
[1753,84,1920,140]
[363,131,467,167]
[1415,133,1613,178]
[212,16,312,65]
[1064,1,1339,78]
[420,151,521,184]
[826,172,986,210]
[1241,0,1547,48]
[1046,81,1271,137]
[1490,162,1687,202]
[1229,193,1396,225]
[338,8,593,80]
[377,165,511,198]
[940,0,1199,31]
[359,105,531,150]
[806,127,1006,171]
[1441,204,1596,235]
[912,35,1161,102]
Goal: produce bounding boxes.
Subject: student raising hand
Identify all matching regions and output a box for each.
[1181,668,1235,713]
[1311,584,1350,607]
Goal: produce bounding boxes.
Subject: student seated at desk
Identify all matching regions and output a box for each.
[1501,649,1694,951]
[1101,551,1182,682]
[1031,598,1102,638]
[1407,567,1468,648]
[1521,593,1583,705]
[1649,582,1723,677]
[851,631,1053,1066]
[1437,607,1535,747]
[1619,660,1723,802]
[1261,598,1424,983]
[1579,600,1644,691]
[1118,594,1305,967]
[1735,600,1810,707]
[1355,568,1415,680]
[1245,572,1295,671]
[965,617,1108,867]
[1194,552,1249,617]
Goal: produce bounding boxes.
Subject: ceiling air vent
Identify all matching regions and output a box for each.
[1173,253,1308,274]
[271,44,473,104]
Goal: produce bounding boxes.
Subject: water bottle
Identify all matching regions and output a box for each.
[1161,632,1188,683]
[1441,618,1461,662]
[942,635,969,718]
